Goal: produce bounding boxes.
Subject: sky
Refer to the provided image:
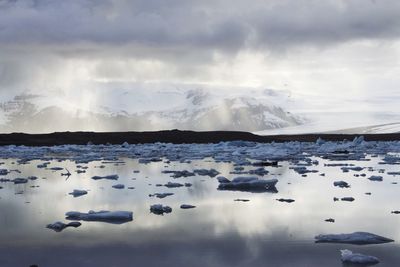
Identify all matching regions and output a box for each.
[0,0,400,130]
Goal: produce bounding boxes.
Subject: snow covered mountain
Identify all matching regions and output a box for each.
[0,86,304,133]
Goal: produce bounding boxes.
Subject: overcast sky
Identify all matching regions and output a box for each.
[0,0,399,114]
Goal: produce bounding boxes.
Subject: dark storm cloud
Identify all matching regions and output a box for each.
[1,0,400,55]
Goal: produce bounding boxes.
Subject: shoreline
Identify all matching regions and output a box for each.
[0,129,399,146]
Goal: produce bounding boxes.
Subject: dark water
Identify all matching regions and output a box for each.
[0,155,399,266]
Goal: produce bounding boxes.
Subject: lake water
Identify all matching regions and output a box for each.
[0,141,399,266]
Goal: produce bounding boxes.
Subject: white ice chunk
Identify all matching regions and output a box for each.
[65,210,133,224]
[68,189,88,197]
[217,176,278,192]
[340,249,379,265]
[315,232,394,245]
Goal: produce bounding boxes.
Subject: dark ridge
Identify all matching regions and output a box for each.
[0,130,399,146]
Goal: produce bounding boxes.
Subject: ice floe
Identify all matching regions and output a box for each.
[368,175,383,182]
[315,232,394,245]
[112,184,125,189]
[180,204,196,209]
[149,193,174,198]
[68,189,88,197]
[65,210,133,224]
[46,221,82,232]
[92,175,119,180]
[13,178,28,184]
[340,249,379,265]
[217,176,278,192]
[333,181,350,188]
[276,198,295,203]
[150,204,172,215]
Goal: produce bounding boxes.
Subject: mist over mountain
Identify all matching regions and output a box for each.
[0,86,304,133]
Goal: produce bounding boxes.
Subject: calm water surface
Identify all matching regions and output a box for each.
[0,155,399,266]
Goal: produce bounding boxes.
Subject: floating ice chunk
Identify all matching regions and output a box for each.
[341,166,364,173]
[162,170,195,178]
[217,176,230,183]
[290,166,318,175]
[193,169,220,177]
[0,169,9,175]
[315,232,394,245]
[333,181,350,188]
[180,204,196,209]
[387,171,400,176]
[149,193,174,198]
[368,175,383,182]
[217,176,278,192]
[150,204,172,215]
[234,199,250,202]
[49,167,63,171]
[13,178,28,184]
[276,198,295,203]
[91,175,119,180]
[164,182,184,188]
[139,158,162,164]
[68,189,88,197]
[252,161,278,167]
[340,249,379,265]
[325,218,335,223]
[341,197,355,202]
[352,136,365,146]
[46,221,82,232]
[248,167,269,176]
[112,184,125,189]
[65,210,133,224]
[121,142,129,147]
[316,137,325,145]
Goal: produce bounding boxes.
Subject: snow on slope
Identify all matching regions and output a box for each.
[257,112,400,135]
[0,84,304,133]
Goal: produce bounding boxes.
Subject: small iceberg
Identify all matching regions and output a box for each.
[276,198,295,203]
[368,175,383,182]
[149,193,174,199]
[91,175,119,180]
[217,176,278,193]
[333,181,350,188]
[150,204,172,215]
[315,231,394,245]
[194,168,220,177]
[13,178,28,184]
[65,210,133,224]
[341,197,355,202]
[164,182,184,188]
[68,189,88,197]
[180,204,196,209]
[112,184,125,189]
[46,221,82,232]
[340,249,379,265]
[234,199,250,202]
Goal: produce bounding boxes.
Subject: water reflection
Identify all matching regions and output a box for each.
[0,156,399,266]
